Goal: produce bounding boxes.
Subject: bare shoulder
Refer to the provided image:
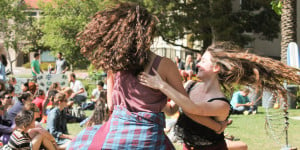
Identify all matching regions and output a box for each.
[158,57,177,77]
[160,57,175,67]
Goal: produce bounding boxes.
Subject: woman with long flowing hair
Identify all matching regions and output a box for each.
[139,42,300,150]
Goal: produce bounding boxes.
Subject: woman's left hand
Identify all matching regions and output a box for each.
[138,68,164,90]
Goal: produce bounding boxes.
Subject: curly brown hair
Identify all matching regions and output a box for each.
[77,3,157,75]
[206,42,300,103]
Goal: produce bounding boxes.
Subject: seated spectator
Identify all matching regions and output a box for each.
[47,92,74,149]
[82,81,104,110]
[0,91,13,114]
[32,90,45,122]
[21,82,29,93]
[164,111,181,143]
[6,84,17,105]
[24,103,57,149]
[48,82,61,94]
[61,87,74,108]
[181,55,195,81]
[41,90,58,123]
[69,91,110,149]
[0,102,13,145]
[2,110,56,150]
[174,56,185,73]
[68,73,87,106]
[230,88,254,115]
[1,93,32,144]
[80,91,109,127]
[28,82,37,96]
[8,77,17,86]
[0,81,6,93]
[6,93,32,123]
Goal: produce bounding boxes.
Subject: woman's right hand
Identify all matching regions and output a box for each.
[138,68,165,90]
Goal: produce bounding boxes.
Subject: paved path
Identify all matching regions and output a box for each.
[12,67,32,75]
[12,67,89,79]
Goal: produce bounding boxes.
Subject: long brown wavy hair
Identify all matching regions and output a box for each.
[206,42,300,104]
[86,91,109,127]
[77,3,157,75]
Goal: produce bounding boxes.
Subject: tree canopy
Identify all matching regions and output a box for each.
[0,0,30,73]
[126,0,280,50]
[38,0,116,69]
[30,0,281,69]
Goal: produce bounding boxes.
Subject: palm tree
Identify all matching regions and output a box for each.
[280,0,297,64]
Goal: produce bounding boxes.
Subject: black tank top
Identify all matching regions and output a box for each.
[174,81,232,149]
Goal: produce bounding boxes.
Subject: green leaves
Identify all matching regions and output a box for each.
[125,0,279,49]
[38,0,113,69]
[271,0,283,15]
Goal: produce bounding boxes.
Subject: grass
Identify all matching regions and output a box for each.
[226,107,300,150]
[54,107,300,150]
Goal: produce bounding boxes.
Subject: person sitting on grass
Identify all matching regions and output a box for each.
[68,91,110,149]
[2,110,56,150]
[47,92,74,150]
[41,90,58,124]
[230,88,253,115]
[24,103,58,149]
[80,91,109,127]
[82,81,105,110]
[32,90,45,122]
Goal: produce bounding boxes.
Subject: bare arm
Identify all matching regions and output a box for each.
[107,70,114,111]
[63,66,69,73]
[139,65,229,117]
[32,67,38,75]
[154,58,223,132]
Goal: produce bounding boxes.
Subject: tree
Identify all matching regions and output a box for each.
[125,0,280,50]
[271,0,297,64]
[280,0,297,64]
[0,0,29,74]
[38,0,116,70]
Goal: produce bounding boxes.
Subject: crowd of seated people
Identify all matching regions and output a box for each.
[0,73,109,149]
[174,54,201,82]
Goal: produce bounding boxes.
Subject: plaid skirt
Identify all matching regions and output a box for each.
[67,105,175,150]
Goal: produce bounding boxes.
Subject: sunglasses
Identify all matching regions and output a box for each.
[5,96,12,99]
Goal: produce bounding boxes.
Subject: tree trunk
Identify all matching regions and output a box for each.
[6,49,18,75]
[280,0,297,64]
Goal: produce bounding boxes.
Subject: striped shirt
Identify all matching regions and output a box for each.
[3,130,31,150]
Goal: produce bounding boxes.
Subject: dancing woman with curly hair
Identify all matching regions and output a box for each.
[139,42,300,150]
[68,3,227,149]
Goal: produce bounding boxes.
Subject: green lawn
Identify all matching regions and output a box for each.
[62,107,300,150]
[225,107,300,150]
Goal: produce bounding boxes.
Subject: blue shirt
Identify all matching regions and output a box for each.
[47,107,68,143]
[230,91,250,109]
[6,100,24,122]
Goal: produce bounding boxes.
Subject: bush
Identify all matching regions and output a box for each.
[81,79,96,99]
[23,62,31,69]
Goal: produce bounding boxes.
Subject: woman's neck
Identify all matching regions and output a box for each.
[201,77,223,96]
